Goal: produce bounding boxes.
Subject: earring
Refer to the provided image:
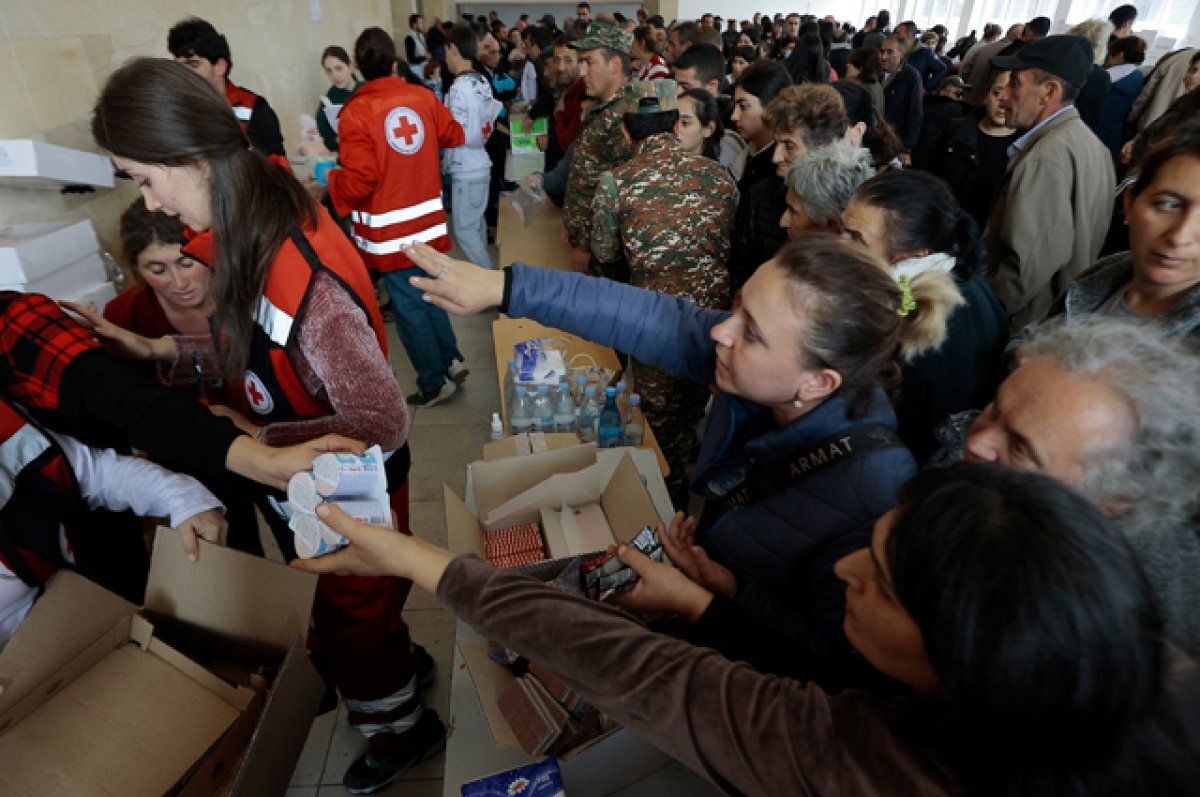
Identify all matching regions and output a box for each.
[793,399,804,409]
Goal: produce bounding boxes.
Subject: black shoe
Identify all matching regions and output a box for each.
[342,710,447,794]
[406,378,456,407]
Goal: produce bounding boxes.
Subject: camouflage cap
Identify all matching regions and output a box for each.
[570,22,633,54]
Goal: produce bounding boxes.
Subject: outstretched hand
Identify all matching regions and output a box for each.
[605,543,714,622]
[660,512,737,599]
[61,300,173,362]
[290,503,455,595]
[226,434,366,490]
[176,508,228,561]
[405,243,505,315]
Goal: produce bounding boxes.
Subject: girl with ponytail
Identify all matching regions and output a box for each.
[86,56,443,793]
[842,169,1009,462]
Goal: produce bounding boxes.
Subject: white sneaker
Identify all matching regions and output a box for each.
[447,358,469,384]
[407,378,457,407]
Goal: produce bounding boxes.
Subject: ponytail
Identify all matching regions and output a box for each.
[896,266,965,359]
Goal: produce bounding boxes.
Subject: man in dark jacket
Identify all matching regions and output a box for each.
[880,36,923,163]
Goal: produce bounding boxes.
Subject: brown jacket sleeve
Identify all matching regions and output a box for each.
[437,555,951,797]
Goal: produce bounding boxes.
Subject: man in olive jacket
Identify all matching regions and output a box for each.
[985,36,1115,331]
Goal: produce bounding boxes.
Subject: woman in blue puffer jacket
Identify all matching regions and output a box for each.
[407,234,948,690]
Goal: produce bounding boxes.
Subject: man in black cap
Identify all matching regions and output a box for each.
[984,35,1115,330]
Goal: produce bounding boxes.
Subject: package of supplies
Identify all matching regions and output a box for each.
[460,758,566,797]
[287,445,391,558]
[509,116,548,155]
[513,337,568,386]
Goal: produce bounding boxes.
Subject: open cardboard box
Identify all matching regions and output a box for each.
[0,528,325,796]
[448,446,665,759]
[446,446,663,578]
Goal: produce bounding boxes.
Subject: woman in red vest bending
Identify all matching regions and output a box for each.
[84,57,442,794]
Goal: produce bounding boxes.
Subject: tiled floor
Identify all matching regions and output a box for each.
[286,288,501,796]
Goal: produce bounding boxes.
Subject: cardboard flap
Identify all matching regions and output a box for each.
[0,570,135,719]
[228,635,325,796]
[482,433,580,460]
[445,485,486,558]
[481,461,606,530]
[145,528,317,653]
[560,504,615,556]
[458,640,522,751]
[471,445,596,518]
[0,644,240,796]
[601,454,662,544]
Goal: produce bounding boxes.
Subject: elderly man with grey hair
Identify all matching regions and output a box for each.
[779,141,875,239]
[932,319,1200,654]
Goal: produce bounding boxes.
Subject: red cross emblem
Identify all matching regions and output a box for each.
[385,107,425,155]
[482,120,493,139]
[244,370,275,415]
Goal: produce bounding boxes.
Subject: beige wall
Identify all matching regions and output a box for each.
[0,0,390,258]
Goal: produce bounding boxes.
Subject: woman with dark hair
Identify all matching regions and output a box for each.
[785,33,832,85]
[845,47,884,116]
[85,55,447,793]
[728,45,757,83]
[842,170,1009,462]
[301,460,1200,796]
[393,234,953,689]
[675,88,723,162]
[316,45,362,152]
[1045,132,1200,343]
[728,60,791,186]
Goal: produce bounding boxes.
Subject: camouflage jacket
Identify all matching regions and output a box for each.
[591,133,738,308]
[562,80,676,253]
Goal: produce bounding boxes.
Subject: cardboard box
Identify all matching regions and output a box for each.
[0,219,101,284]
[482,432,580,461]
[0,529,325,796]
[0,139,115,190]
[0,250,108,296]
[60,280,118,314]
[447,447,662,575]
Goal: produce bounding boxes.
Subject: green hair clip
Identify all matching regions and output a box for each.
[897,274,917,317]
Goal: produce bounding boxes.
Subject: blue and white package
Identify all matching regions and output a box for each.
[460,758,565,797]
[513,339,567,386]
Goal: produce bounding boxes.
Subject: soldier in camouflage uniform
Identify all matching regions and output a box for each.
[591,94,738,508]
[562,23,676,275]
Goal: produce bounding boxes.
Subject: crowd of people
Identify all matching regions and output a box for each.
[1,4,1198,795]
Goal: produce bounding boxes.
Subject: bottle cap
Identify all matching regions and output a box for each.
[605,386,617,397]
[538,384,550,394]
[585,385,596,396]
[515,385,527,395]
[616,380,627,392]
[575,374,587,385]
[492,412,501,422]
[630,393,641,405]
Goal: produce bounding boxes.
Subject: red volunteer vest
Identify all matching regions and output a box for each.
[184,214,387,423]
[0,396,79,586]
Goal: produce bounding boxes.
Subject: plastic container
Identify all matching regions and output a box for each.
[532,384,554,431]
[510,386,534,434]
[553,383,576,433]
[490,411,504,441]
[578,385,598,443]
[597,386,622,449]
[312,448,386,497]
[623,393,645,447]
[287,472,322,515]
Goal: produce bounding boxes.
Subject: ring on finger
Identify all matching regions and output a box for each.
[439,266,449,279]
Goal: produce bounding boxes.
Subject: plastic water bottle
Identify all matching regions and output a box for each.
[532,384,554,431]
[615,380,629,421]
[598,386,622,448]
[578,386,598,443]
[573,374,588,408]
[489,412,504,441]
[553,384,576,433]
[504,358,518,411]
[510,386,534,434]
[623,393,645,447]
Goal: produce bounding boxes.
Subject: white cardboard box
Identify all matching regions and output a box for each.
[0,139,115,190]
[0,250,108,298]
[0,220,101,285]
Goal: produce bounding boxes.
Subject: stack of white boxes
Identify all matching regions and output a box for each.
[0,219,117,311]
